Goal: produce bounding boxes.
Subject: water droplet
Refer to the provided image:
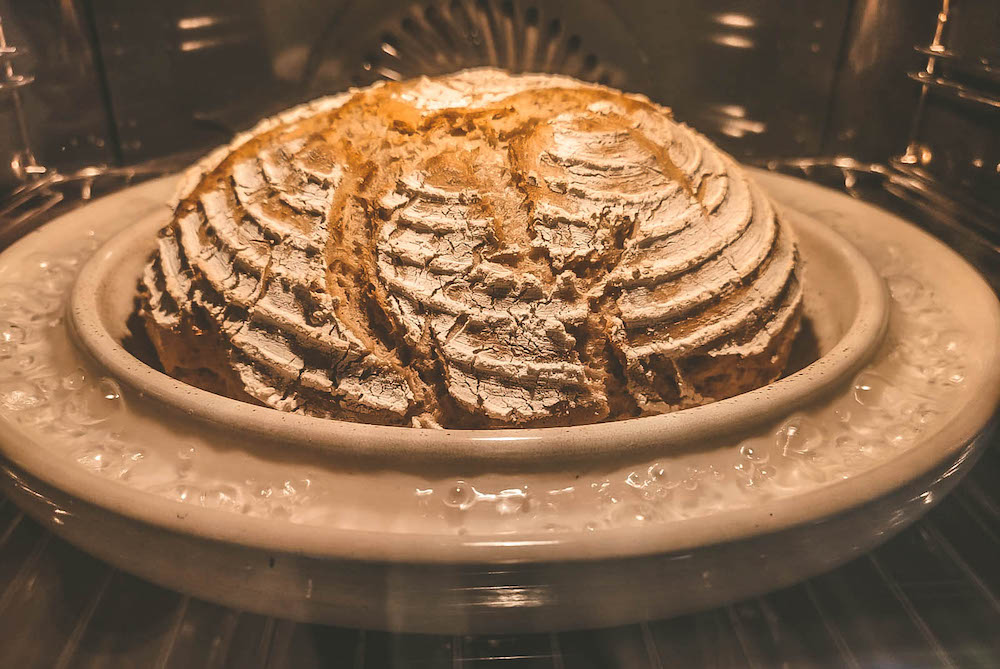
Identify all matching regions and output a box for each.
[625,470,646,489]
[169,485,197,503]
[686,465,707,480]
[77,449,112,472]
[913,406,939,425]
[37,265,73,296]
[62,368,87,391]
[281,478,311,499]
[612,503,658,525]
[58,254,82,270]
[776,416,822,455]
[60,383,121,426]
[739,442,768,462]
[75,441,125,474]
[84,230,102,250]
[201,486,242,511]
[1,323,26,345]
[25,253,55,274]
[886,425,917,447]
[496,490,527,515]
[97,378,122,402]
[175,446,195,477]
[852,372,897,409]
[0,380,46,411]
[443,480,476,509]
[938,330,968,359]
[887,275,923,303]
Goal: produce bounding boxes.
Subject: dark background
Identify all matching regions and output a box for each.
[1,0,997,217]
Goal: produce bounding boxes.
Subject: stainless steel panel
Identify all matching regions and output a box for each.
[296,0,854,159]
[0,0,114,192]
[84,0,286,162]
[617,0,853,158]
[900,0,1000,220]
[823,0,942,162]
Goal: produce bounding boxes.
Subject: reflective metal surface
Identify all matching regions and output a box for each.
[2,1,997,230]
[897,0,1000,218]
[83,0,283,163]
[0,0,114,193]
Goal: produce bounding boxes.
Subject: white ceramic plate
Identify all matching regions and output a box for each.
[0,170,997,633]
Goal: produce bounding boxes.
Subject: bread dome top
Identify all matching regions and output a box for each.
[140,69,802,428]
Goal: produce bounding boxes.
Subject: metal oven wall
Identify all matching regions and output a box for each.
[4,0,996,220]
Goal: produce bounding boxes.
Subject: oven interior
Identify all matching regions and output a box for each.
[0,0,998,666]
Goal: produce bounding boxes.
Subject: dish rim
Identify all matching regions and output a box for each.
[67,206,889,467]
[0,171,995,565]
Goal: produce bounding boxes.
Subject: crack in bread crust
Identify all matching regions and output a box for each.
[138,69,802,428]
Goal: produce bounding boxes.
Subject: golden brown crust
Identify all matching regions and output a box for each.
[139,69,802,428]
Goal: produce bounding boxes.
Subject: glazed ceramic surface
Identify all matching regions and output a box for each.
[0,170,997,633]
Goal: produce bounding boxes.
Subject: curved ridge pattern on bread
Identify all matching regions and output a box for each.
[139,69,802,428]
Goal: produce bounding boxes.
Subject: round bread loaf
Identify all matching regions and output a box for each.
[139,68,802,428]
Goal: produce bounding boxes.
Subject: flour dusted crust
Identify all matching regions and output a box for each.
[139,69,802,428]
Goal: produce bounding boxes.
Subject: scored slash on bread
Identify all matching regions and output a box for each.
[138,69,802,429]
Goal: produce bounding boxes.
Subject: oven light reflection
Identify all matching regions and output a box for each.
[377,67,403,81]
[714,104,747,118]
[180,38,239,52]
[461,585,548,608]
[713,13,757,29]
[719,117,767,138]
[177,16,223,30]
[468,434,542,443]
[710,34,755,49]
[463,540,561,548]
